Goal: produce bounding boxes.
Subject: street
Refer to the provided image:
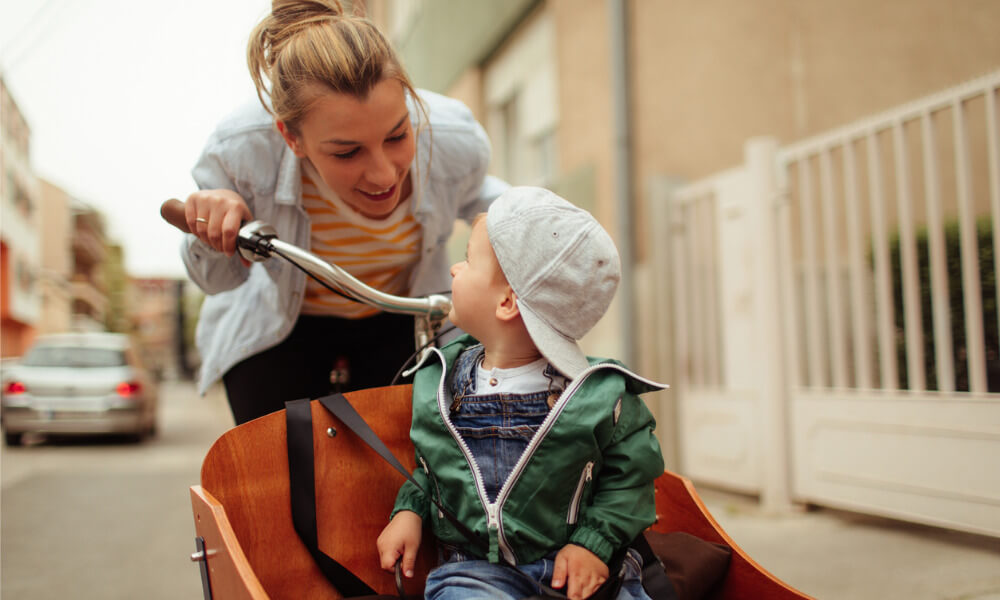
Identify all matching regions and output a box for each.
[1,379,235,600]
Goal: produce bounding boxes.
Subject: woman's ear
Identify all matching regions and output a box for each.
[496,288,521,322]
[276,120,306,157]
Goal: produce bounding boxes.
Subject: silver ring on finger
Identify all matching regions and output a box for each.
[195,217,208,224]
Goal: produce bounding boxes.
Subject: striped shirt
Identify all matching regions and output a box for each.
[299,161,423,318]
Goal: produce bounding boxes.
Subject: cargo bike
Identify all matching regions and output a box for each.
[162,201,811,600]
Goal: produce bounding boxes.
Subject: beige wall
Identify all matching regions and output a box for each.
[37,180,73,334]
[550,0,616,229]
[39,180,73,278]
[629,0,1000,260]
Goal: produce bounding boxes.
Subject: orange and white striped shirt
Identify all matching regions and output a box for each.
[300,162,423,318]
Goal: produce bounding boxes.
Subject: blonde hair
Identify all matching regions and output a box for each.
[247,0,424,135]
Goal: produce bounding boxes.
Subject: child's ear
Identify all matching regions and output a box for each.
[496,288,521,322]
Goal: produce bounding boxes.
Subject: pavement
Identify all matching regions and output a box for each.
[695,486,1000,599]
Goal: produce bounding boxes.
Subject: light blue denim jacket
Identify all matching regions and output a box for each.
[182,90,509,394]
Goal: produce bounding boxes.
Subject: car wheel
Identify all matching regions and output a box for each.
[4,431,23,446]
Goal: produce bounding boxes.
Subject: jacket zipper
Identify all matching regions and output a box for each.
[431,349,516,564]
[566,461,595,525]
[491,362,666,556]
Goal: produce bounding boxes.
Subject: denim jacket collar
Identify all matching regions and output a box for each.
[274,149,302,205]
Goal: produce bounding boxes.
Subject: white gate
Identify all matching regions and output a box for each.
[652,70,1000,536]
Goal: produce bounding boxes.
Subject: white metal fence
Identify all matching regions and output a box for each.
[777,71,999,395]
[652,70,1000,536]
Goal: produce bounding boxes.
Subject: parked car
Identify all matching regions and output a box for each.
[1,332,158,446]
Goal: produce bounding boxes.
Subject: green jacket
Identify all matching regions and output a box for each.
[392,335,666,565]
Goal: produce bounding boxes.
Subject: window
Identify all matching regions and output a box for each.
[22,346,126,368]
[483,9,558,187]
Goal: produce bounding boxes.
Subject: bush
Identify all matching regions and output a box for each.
[888,217,998,392]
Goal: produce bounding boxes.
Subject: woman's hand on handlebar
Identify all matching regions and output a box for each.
[161,190,253,264]
[180,189,254,258]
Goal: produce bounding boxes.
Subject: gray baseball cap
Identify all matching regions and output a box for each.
[486,187,621,379]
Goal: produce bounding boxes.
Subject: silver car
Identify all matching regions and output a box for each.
[1,332,158,446]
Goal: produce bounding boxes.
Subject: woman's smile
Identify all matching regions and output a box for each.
[359,184,397,201]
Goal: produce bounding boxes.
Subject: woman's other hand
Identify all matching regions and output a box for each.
[376,510,423,578]
[183,189,254,257]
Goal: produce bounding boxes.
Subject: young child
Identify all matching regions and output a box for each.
[377,187,665,600]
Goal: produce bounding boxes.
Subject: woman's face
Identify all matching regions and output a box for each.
[278,78,415,219]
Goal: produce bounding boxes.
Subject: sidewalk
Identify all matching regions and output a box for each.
[696,487,1000,599]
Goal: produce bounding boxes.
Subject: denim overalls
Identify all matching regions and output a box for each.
[424,346,650,600]
[447,345,561,503]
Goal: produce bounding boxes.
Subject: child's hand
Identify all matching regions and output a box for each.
[376,511,423,577]
[551,543,609,600]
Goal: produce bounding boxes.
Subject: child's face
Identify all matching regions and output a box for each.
[449,218,508,338]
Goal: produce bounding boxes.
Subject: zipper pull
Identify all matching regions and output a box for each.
[486,504,500,562]
[585,462,594,481]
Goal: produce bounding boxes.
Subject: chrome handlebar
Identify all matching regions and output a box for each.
[237,221,452,367]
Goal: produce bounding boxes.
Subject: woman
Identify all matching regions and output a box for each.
[172,0,507,424]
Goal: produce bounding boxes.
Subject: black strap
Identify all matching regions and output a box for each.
[315,393,489,556]
[285,398,377,597]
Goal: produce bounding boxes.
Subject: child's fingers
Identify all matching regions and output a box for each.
[401,542,419,578]
[551,554,568,589]
[568,570,605,600]
[378,544,401,572]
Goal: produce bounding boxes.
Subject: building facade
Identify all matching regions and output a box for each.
[368,0,1000,531]
[37,178,74,334]
[375,0,1000,356]
[70,201,109,331]
[1,77,41,357]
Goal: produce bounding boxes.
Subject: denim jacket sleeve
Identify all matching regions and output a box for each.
[181,103,291,295]
[568,392,664,562]
[180,133,252,295]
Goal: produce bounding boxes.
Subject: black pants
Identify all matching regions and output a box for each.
[222,312,415,425]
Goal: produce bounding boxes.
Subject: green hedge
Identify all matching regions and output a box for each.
[888,217,998,392]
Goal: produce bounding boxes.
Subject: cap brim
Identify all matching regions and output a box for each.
[518,301,590,379]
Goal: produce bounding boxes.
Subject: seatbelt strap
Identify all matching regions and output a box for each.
[285,398,377,597]
[314,393,489,556]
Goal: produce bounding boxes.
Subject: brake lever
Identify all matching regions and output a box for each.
[236,221,278,263]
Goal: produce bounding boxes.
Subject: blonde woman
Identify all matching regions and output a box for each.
[171,0,507,424]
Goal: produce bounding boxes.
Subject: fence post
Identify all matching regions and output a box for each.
[746,137,795,513]
[646,175,686,471]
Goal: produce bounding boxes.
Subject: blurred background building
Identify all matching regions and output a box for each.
[1,77,198,378]
[1,77,41,357]
[371,0,1000,540]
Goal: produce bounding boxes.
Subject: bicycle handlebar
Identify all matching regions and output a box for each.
[236,221,452,320]
[160,197,452,323]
